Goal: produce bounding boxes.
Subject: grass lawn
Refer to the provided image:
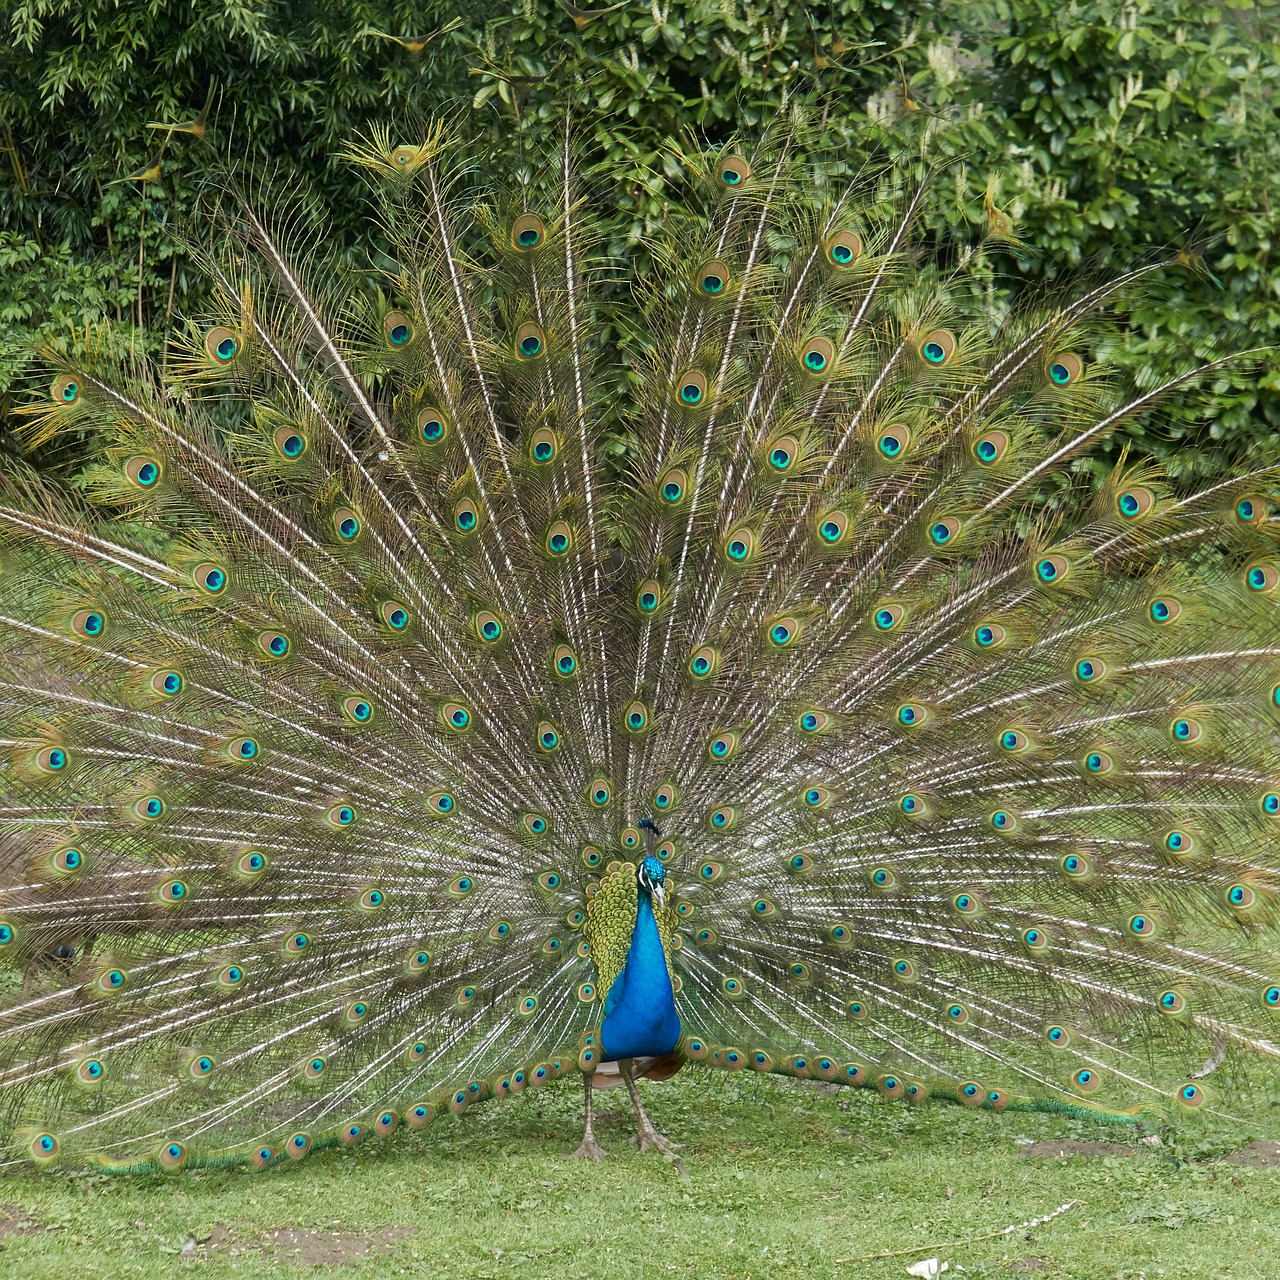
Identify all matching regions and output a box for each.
[1,1069,1277,1278]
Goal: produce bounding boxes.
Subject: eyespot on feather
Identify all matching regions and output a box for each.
[675,370,708,407]
[1046,352,1083,386]
[919,329,956,365]
[205,327,239,364]
[123,455,162,489]
[716,154,751,187]
[826,230,862,267]
[972,429,1010,465]
[512,213,546,249]
[383,311,413,347]
[274,425,308,459]
[417,407,448,445]
[515,322,545,359]
[697,259,730,296]
[799,337,835,375]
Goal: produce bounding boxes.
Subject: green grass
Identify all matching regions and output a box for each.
[2,1071,1278,1278]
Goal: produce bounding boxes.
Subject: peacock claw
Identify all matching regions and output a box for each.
[569,1136,607,1162]
[635,1127,687,1174]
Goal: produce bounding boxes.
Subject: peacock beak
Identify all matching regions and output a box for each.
[652,882,666,908]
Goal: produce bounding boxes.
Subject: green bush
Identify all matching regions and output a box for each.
[3,0,1276,473]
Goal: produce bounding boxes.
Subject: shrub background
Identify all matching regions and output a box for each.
[3,0,1277,474]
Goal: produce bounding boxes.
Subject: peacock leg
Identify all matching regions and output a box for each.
[619,1060,686,1175]
[568,1071,607,1162]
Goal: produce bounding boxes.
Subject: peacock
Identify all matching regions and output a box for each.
[2,115,1279,1179]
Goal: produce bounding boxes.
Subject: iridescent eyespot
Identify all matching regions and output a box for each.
[75,1057,106,1084]
[1021,925,1048,950]
[489,920,512,941]
[1084,750,1115,775]
[205,327,239,363]
[522,813,549,836]
[766,435,799,473]
[697,259,729,296]
[72,608,107,637]
[333,508,361,542]
[552,644,578,678]
[972,430,1009,465]
[656,466,690,508]
[512,213,545,249]
[159,1142,187,1169]
[891,958,916,981]
[223,736,259,762]
[1127,913,1157,937]
[406,1102,433,1128]
[1148,596,1182,623]
[1046,352,1082,386]
[1170,716,1202,743]
[689,645,720,678]
[383,310,413,346]
[874,603,904,631]
[537,871,561,891]
[636,580,662,615]
[974,622,1007,648]
[1074,656,1106,682]
[708,806,737,830]
[676,370,708,406]
[358,888,385,912]
[405,950,430,973]
[899,793,927,817]
[869,867,896,890]
[132,795,166,821]
[896,702,928,728]
[1175,1082,1206,1108]
[577,982,596,1002]
[148,668,184,697]
[1117,487,1155,519]
[697,861,723,884]
[874,425,910,460]
[928,516,960,546]
[449,876,474,897]
[1060,853,1091,878]
[798,709,832,734]
[1260,791,1280,817]
[622,701,649,733]
[580,846,602,869]
[721,976,746,997]
[52,374,80,403]
[536,721,562,752]
[587,778,611,808]
[283,932,311,955]
[417,407,447,444]
[826,230,861,266]
[800,337,834,374]
[474,611,503,643]
[157,879,187,904]
[1226,883,1258,910]
[723,528,755,563]
[708,730,738,761]
[427,791,456,815]
[515,322,545,358]
[123,455,162,489]
[452,498,480,535]
[544,520,574,557]
[440,702,471,732]
[380,600,410,631]
[1163,830,1195,857]
[619,826,641,850]
[920,329,956,365]
[946,1003,970,1025]
[35,746,69,774]
[951,891,980,915]
[989,809,1018,832]
[528,427,559,465]
[325,803,357,827]
[1158,989,1188,1015]
[193,562,228,594]
[1044,1024,1072,1047]
[767,615,800,648]
[1245,563,1280,594]
[1035,555,1069,585]
[717,154,751,187]
[51,846,84,875]
[815,510,849,546]
[274,424,308,459]
[1234,495,1265,524]
[96,967,128,994]
[656,839,676,860]
[802,785,831,808]
[998,728,1029,753]
[787,852,814,874]
[217,963,246,987]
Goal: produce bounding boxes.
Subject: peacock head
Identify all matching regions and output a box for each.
[638,855,668,908]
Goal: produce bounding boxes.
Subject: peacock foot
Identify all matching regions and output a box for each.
[569,1135,608,1162]
[634,1126,687,1175]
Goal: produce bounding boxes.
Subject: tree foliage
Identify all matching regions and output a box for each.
[3,0,1276,471]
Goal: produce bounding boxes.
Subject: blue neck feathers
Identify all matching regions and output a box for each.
[600,889,681,1061]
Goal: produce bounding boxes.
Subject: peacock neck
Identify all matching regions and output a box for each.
[599,889,681,1061]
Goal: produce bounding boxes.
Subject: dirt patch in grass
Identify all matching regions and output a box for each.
[1017,1140,1135,1159]
[226,1226,414,1266]
[1008,1258,1055,1272]
[1223,1139,1280,1168]
[0,1204,42,1240]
